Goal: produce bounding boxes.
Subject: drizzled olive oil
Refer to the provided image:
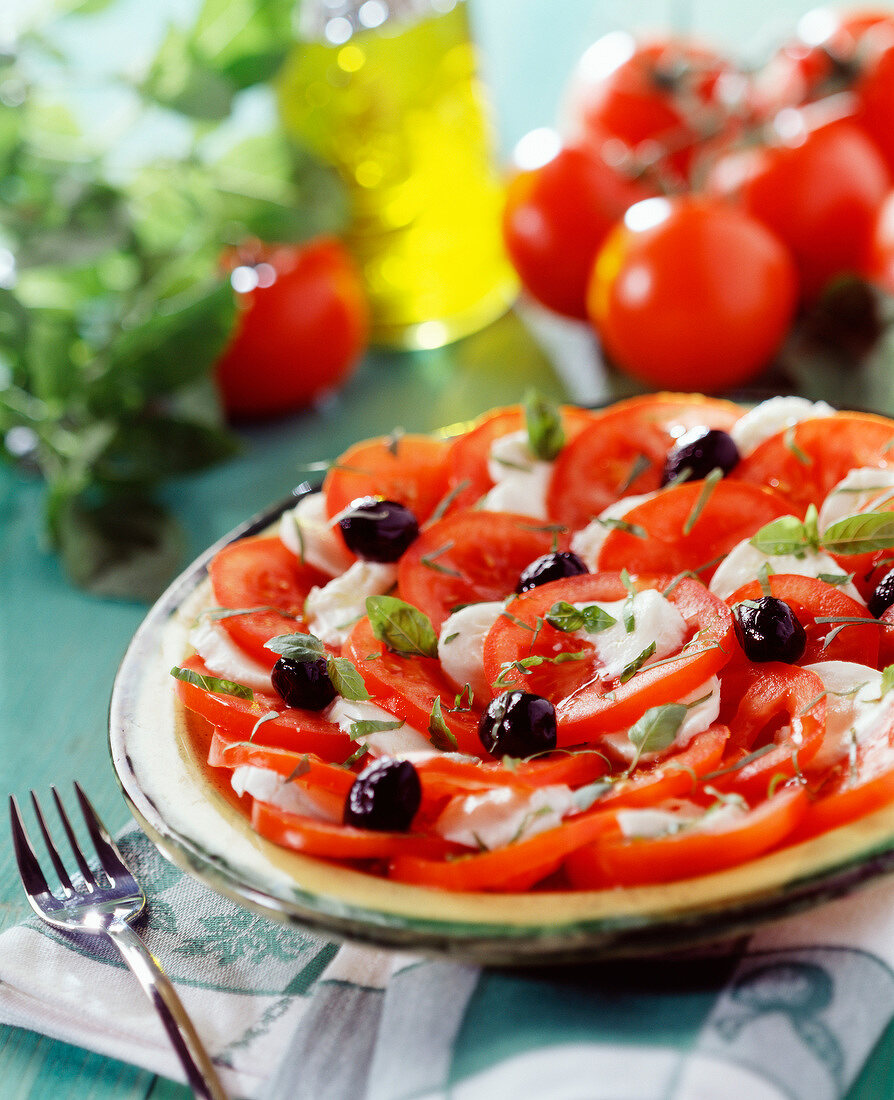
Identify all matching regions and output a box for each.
[277,1,517,349]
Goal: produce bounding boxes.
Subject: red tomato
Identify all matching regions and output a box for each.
[214,237,369,420]
[546,393,741,530]
[482,573,735,744]
[208,536,329,666]
[725,574,881,668]
[869,190,894,294]
[708,116,890,300]
[587,196,798,391]
[856,41,894,173]
[396,511,569,631]
[322,433,450,524]
[502,143,654,318]
[174,655,353,761]
[731,412,894,515]
[565,787,808,887]
[594,481,791,580]
[560,32,741,186]
[444,404,596,514]
[342,618,484,757]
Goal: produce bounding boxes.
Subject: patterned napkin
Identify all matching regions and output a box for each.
[2,825,894,1100]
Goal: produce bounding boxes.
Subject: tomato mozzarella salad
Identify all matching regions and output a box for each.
[172,392,894,893]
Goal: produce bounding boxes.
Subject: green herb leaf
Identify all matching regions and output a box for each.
[170,665,253,700]
[365,595,439,658]
[821,511,894,555]
[265,633,326,661]
[420,542,462,577]
[749,514,815,557]
[616,452,652,495]
[627,702,687,768]
[757,561,774,597]
[619,641,657,683]
[428,698,458,751]
[682,467,724,536]
[570,780,614,812]
[349,718,404,740]
[784,424,812,466]
[597,516,647,539]
[524,390,564,461]
[546,601,617,634]
[327,657,371,701]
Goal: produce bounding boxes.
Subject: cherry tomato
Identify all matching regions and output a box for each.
[208,536,330,666]
[708,116,890,301]
[560,32,742,186]
[855,40,894,174]
[587,196,798,391]
[214,237,369,420]
[869,191,894,295]
[502,143,654,318]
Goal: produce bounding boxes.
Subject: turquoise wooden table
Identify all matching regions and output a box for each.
[4,0,894,1096]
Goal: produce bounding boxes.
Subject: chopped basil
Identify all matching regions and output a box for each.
[571,780,614,812]
[200,604,282,621]
[682,467,724,536]
[248,711,280,742]
[821,511,894,555]
[284,756,312,783]
[428,697,458,751]
[618,641,656,683]
[700,743,775,781]
[492,650,588,688]
[524,390,565,461]
[429,479,471,524]
[366,595,439,658]
[817,572,854,587]
[450,683,474,711]
[784,424,812,465]
[597,516,647,539]
[757,561,773,597]
[546,600,617,634]
[349,718,404,740]
[341,743,369,767]
[627,702,687,768]
[170,666,253,700]
[420,541,462,577]
[616,452,652,495]
[442,632,459,645]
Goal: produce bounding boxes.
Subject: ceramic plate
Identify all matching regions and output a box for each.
[109,490,894,965]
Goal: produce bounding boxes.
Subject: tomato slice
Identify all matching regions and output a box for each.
[322,433,451,523]
[565,787,808,887]
[732,413,894,515]
[415,751,610,799]
[388,806,616,892]
[343,618,484,757]
[207,735,357,795]
[795,728,894,839]
[712,663,826,800]
[174,655,353,761]
[252,800,464,860]
[595,480,791,581]
[725,574,881,667]
[547,393,742,530]
[209,536,329,666]
[397,511,569,630]
[482,573,735,744]
[444,404,596,513]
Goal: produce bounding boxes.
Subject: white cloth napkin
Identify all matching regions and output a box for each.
[2,825,894,1100]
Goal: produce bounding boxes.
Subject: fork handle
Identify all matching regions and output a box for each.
[107,920,229,1100]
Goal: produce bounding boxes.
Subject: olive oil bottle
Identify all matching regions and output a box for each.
[277,0,517,349]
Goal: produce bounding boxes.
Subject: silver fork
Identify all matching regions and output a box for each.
[10,783,228,1100]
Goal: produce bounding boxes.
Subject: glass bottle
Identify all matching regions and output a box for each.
[277,0,518,349]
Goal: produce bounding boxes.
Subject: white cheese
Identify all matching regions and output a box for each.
[818,466,894,535]
[188,618,274,692]
[230,766,339,821]
[579,588,688,682]
[481,430,552,518]
[617,799,746,839]
[569,491,657,567]
[600,677,721,763]
[278,491,354,577]
[802,661,894,772]
[435,784,573,850]
[730,396,836,457]
[708,538,864,604]
[437,601,504,698]
[325,697,431,757]
[305,560,397,647]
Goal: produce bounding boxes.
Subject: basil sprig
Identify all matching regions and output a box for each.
[366,595,439,658]
[750,505,894,559]
[524,390,565,461]
[170,666,253,700]
[265,633,370,701]
[546,601,617,634]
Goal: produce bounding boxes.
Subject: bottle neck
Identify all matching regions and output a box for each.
[297,0,463,43]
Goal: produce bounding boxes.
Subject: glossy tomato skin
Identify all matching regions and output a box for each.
[708,117,890,301]
[215,237,369,420]
[502,144,653,318]
[869,190,894,294]
[587,196,798,391]
[856,41,894,173]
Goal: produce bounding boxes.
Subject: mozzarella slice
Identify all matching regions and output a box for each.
[481,430,552,518]
[708,538,864,604]
[231,766,340,821]
[818,467,894,535]
[437,601,504,698]
[802,661,894,772]
[305,561,397,646]
[435,784,573,850]
[188,618,274,692]
[578,588,688,682]
[569,491,656,567]
[599,677,721,763]
[730,396,836,457]
[279,491,354,577]
[325,698,431,757]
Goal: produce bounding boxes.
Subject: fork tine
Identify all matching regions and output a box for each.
[30,791,75,893]
[73,782,133,883]
[50,787,97,887]
[9,795,53,897]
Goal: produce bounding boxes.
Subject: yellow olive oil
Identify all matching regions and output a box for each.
[277,1,517,349]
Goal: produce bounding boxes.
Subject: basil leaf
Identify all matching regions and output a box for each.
[524,390,564,461]
[420,542,462,577]
[749,514,814,557]
[571,780,614,812]
[366,595,439,658]
[618,641,657,683]
[616,452,652,495]
[628,703,687,756]
[784,424,812,466]
[428,698,458,751]
[170,665,253,700]
[821,511,894,555]
[202,605,281,621]
[880,665,894,698]
[546,601,617,634]
[327,657,370,701]
[265,632,326,661]
[349,719,404,740]
[597,517,647,539]
[682,467,724,536]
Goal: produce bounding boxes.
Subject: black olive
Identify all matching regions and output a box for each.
[338,497,419,562]
[478,691,558,758]
[661,427,740,486]
[869,568,894,618]
[734,597,807,663]
[344,757,421,832]
[516,550,589,593]
[271,656,337,711]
